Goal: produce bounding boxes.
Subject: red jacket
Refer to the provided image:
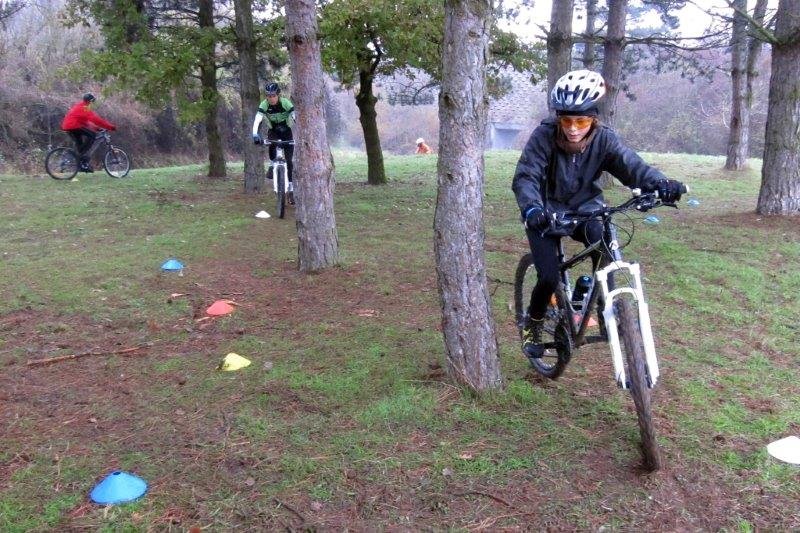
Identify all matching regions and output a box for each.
[61,101,116,131]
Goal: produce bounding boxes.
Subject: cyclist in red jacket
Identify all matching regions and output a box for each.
[61,93,116,172]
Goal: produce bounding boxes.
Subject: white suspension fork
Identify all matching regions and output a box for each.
[595,261,660,389]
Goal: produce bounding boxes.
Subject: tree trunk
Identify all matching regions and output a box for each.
[724,0,749,170]
[599,0,627,126]
[286,0,340,271]
[199,0,226,178]
[582,0,598,69]
[234,0,265,193]
[547,0,574,102]
[355,70,387,185]
[434,0,502,391]
[757,0,800,215]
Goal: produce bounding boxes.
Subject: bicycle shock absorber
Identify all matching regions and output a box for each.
[595,261,660,389]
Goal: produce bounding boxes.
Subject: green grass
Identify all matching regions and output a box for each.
[1,151,798,530]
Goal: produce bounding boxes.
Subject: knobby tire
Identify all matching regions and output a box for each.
[45,147,79,180]
[276,166,286,219]
[104,147,131,178]
[616,298,662,471]
[513,253,572,379]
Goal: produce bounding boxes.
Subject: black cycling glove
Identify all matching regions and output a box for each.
[524,207,552,231]
[656,179,685,203]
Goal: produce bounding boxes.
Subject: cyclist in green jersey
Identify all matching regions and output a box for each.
[252,82,296,203]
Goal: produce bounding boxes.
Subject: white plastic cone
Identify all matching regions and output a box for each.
[767,436,800,464]
[255,210,270,219]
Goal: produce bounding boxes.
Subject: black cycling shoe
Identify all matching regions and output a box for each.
[521,318,545,359]
[287,191,295,205]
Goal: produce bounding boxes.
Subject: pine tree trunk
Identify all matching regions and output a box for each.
[434,0,502,392]
[757,0,800,215]
[234,0,265,193]
[600,0,627,127]
[199,0,226,178]
[583,0,598,69]
[547,0,574,100]
[355,71,387,185]
[725,0,748,170]
[286,0,340,271]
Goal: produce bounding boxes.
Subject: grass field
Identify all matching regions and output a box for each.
[1,150,798,530]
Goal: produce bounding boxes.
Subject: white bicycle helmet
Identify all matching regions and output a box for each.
[550,70,606,114]
[416,137,425,144]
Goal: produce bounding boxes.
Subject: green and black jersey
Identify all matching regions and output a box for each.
[252,96,295,135]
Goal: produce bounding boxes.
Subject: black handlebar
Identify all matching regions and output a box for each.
[543,187,688,236]
[258,139,295,146]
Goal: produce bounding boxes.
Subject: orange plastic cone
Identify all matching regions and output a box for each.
[206,300,235,316]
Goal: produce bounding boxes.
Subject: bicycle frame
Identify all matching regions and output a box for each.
[556,218,660,389]
[271,147,290,194]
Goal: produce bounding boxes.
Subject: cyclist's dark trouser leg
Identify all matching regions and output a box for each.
[266,141,277,180]
[67,128,96,161]
[574,220,604,270]
[524,220,605,320]
[524,228,562,320]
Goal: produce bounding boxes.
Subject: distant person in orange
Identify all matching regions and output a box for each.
[61,93,116,172]
[415,137,433,154]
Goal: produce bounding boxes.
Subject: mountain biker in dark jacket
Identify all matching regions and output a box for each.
[61,93,116,172]
[512,69,685,359]
[252,82,296,204]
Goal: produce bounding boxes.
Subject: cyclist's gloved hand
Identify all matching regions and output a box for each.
[656,179,684,203]
[524,207,552,231]
[252,134,262,145]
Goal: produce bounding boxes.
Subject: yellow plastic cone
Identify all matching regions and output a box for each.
[218,352,251,371]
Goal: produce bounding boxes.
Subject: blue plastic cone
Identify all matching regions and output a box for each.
[643,215,660,225]
[161,258,184,272]
[687,198,700,207]
[89,471,148,505]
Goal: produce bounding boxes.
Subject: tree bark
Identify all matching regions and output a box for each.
[355,70,387,185]
[199,0,226,178]
[547,0,575,102]
[724,0,767,170]
[724,0,750,170]
[234,0,265,193]
[582,0,598,69]
[757,0,800,215]
[286,0,340,271]
[434,0,502,391]
[599,0,627,126]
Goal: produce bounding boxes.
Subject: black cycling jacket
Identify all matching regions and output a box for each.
[512,118,667,216]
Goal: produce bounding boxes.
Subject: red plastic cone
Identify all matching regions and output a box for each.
[206,300,235,316]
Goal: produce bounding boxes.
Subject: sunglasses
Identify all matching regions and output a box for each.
[558,116,594,129]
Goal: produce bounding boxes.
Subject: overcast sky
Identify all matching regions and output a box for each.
[500,0,778,42]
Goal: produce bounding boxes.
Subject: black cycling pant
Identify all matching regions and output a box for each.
[66,128,96,160]
[524,220,604,320]
[266,127,294,182]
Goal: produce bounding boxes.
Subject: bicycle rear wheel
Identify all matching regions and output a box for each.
[45,147,79,180]
[104,147,130,178]
[615,298,662,471]
[513,253,573,379]
[275,165,286,219]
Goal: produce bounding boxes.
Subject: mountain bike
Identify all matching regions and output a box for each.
[513,187,687,471]
[45,129,130,180]
[261,139,294,219]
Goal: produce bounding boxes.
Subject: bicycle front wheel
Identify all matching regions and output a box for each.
[616,298,662,471]
[45,147,79,180]
[104,147,130,178]
[513,253,573,379]
[275,165,286,219]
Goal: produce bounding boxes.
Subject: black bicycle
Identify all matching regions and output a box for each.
[513,188,686,471]
[45,129,130,180]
